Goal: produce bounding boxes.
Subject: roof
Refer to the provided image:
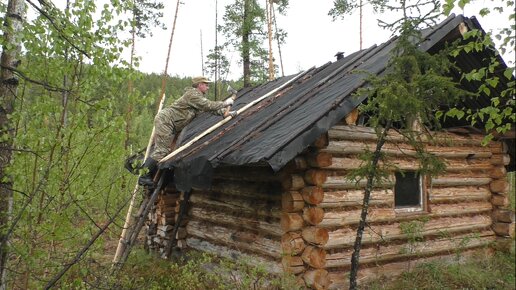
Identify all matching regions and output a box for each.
[161,14,514,191]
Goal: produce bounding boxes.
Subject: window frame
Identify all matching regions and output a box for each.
[393,171,428,214]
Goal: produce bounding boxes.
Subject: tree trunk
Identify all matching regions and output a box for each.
[0,1,26,289]
[349,121,391,289]
[242,0,251,87]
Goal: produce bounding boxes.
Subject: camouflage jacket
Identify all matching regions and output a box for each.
[160,87,226,132]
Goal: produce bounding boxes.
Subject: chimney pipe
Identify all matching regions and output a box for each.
[335,51,344,61]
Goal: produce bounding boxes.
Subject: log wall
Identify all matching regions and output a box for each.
[145,124,513,289]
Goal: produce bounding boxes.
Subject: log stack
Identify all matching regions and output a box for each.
[280,133,332,289]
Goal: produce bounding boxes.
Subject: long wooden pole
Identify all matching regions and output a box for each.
[158,0,181,111]
[159,69,309,164]
[112,95,167,265]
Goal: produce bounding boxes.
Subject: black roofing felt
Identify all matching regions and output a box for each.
[161,14,513,191]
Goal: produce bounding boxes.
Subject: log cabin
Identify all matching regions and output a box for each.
[144,14,515,289]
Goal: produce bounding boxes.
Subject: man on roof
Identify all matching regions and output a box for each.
[138,76,237,187]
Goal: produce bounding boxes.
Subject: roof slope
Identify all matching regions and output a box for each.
[162,14,513,191]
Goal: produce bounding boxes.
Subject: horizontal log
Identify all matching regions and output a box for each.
[213,166,282,182]
[328,156,494,172]
[281,256,305,274]
[301,186,324,205]
[490,179,509,193]
[492,209,515,223]
[304,170,327,186]
[431,177,492,187]
[320,208,396,228]
[492,222,515,237]
[210,180,282,199]
[186,220,281,258]
[302,226,329,246]
[189,207,282,237]
[323,175,394,190]
[304,269,331,290]
[306,152,333,168]
[282,191,305,212]
[325,215,492,249]
[328,125,487,146]
[303,207,325,225]
[320,189,394,208]
[428,186,491,203]
[281,232,305,255]
[429,201,492,216]
[327,249,490,289]
[189,191,281,218]
[325,231,495,269]
[302,245,327,269]
[282,174,306,190]
[186,237,282,274]
[281,212,304,232]
[322,139,492,159]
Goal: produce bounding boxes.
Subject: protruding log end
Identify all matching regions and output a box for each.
[303,207,325,226]
[281,212,304,232]
[301,186,324,205]
[302,227,329,246]
[281,256,305,274]
[301,245,327,269]
[281,232,306,255]
[303,269,331,289]
[282,191,305,212]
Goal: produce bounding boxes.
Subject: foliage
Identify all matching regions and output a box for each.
[214,0,289,87]
[364,250,515,290]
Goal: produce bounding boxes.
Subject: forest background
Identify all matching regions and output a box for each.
[0,0,514,289]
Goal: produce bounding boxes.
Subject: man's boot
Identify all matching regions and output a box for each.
[138,158,158,187]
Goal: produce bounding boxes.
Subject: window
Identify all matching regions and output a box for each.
[394,171,424,212]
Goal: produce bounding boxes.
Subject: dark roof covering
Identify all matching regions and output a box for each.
[161,14,514,191]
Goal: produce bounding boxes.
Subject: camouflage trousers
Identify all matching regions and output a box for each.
[150,110,177,161]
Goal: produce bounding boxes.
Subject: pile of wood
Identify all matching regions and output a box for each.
[145,186,181,257]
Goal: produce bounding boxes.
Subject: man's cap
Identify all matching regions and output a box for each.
[192,76,212,85]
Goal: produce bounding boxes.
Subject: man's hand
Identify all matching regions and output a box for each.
[224,110,237,118]
[223,98,234,106]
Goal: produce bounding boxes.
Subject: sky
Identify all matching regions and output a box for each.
[41,0,515,80]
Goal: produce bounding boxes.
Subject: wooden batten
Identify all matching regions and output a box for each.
[325,231,495,268]
[492,222,515,237]
[301,245,327,269]
[282,191,305,212]
[325,215,492,249]
[306,152,333,168]
[301,186,324,205]
[303,207,325,225]
[282,256,305,274]
[281,212,304,232]
[281,232,306,255]
[492,209,515,223]
[320,189,393,208]
[304,169,327,186]
[282,174,306,190]
[303,269,331,290]
[490,179,509,193]
[302,226,329,246]
[189,207,282,237]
